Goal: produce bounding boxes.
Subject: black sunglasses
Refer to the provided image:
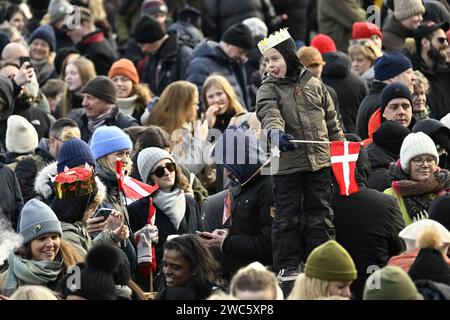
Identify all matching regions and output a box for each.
[152,162,176,177]
[436,37,449,45]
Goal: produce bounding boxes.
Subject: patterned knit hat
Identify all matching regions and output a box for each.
[400,132,439,173]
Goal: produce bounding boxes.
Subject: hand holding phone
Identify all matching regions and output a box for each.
[196,230,212,240]
[19,56,32,69]
[93,208,114,220]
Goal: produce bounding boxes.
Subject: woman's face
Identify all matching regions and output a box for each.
[30,39,50,61]
[111,75,133,98]
[351,53,372,76]
[30,233,61,261]
[205,85,230,115]
[9,12,25,33]
[328,281,352,299]
[162,249,193,288]
[150,159,175,192]
[409,154,438,182]
[65,63,82,91]
[412,84,427,113]
[106,149,132,174]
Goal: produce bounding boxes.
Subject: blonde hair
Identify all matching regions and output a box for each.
[62,57,96,116]
[230,262,279,300]
[132,83,152,112]
[202,75,246,116]
[413,70,430,93]
[348,43,378,65]
[288,273,332,300]
[10,285,59,300]
[147,81,198,135]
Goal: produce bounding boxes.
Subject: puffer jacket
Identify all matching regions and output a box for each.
[256,69,345,174]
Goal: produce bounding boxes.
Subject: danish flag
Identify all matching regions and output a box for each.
[330,141,361,196]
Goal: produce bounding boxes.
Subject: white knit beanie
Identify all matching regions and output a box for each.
[5,115,39,154]
[400,132,439,173]
[394,0,425,21]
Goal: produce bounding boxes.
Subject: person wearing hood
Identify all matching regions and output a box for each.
[14,118,80,203]
[127,147,201,291]
[199,124,273,281]
[0,141,23,231]
[367,120,411,192]
[384,132,450,225]
[256,29,345,285]
[311,34,368,133]
[332,134,405,299]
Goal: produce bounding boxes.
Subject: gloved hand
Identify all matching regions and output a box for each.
[136,233,152,265]
[134,224,159,244]
[272,130,297,152]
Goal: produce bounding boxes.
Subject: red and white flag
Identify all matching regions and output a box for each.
[330,141,361,196]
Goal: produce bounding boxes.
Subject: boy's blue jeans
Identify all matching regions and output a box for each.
[271,167,335,272]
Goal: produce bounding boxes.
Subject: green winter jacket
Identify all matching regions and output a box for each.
[256,69,345,175]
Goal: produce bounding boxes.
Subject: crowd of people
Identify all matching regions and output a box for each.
[1,0,450,301]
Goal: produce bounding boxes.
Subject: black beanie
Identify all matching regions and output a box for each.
[413,119,450,152]
[81,76,116,103]
[221,23,254,50]
[373,120,410,156]
[380,82,412,113]
[409,248,450,286]
[429,195,450,231]
[54,47,80,76]
[274,38,302,77]
[134,15,165,44]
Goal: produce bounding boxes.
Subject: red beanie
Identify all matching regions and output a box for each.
[310,34,337,54]
[108,58,139,84]
[352,22,383,40]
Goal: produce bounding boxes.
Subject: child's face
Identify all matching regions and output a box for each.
[263,48,287,78]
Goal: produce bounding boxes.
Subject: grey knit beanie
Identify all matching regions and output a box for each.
[137,147,174,183]
[19,199,62,245]
[393,0,425,21]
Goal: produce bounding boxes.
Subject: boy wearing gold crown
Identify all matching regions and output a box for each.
[256,29,345,284]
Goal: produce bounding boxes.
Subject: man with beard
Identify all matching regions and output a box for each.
[409,21,450,120]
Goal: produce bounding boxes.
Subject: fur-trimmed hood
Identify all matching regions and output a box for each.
[34,162,107,202]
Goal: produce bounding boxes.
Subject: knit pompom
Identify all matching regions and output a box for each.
[417,227,442,250]
[86,244,120,273]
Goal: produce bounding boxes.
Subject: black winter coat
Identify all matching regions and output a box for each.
[201,174,273,279]
[128,194,202,269]
[14,139,54,203]
[367,143,396,192]
[202,0,276,41]
[185,40,249,110]
[76,30,117,76]
[141,31,193,96]
[271,0,310,41]
[355,80,386,140]
[0,149,23,230]
[67,108,139,143]
[322,51,368,133]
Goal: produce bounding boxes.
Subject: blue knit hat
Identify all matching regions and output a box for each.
[374,52,412,81]
[90,126,133,160]
[29,24,56,52]
[57,138,95,173]
[380,82,412,113]
[19,199,62,245]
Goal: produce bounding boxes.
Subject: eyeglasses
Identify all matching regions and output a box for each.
[411,157,436,166]
[151,162,176,177]
[436,37,449,45]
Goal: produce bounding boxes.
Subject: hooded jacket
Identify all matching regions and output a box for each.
[256,68,345,174]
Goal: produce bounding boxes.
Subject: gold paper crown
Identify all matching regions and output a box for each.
[257,28,292,54]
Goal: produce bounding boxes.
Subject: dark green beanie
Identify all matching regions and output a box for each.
[305,240,357,281]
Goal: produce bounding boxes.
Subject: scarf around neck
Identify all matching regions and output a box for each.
[153,188,186,231]
[87,106,119,132]
[116,95,138,117]
[3,253,63,289]
[389,161,450,220]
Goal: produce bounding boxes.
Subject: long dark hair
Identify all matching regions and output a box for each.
[163,234,222,299]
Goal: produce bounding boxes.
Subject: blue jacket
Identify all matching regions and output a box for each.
[185,40,250,111]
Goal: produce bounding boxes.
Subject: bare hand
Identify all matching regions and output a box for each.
[200,231,226,250]
[13,62,34,86]
[86,216,107,236]
[105,210,123,231]
[205,105,220,128]
[113,224,130,242]
[194,119,209,142]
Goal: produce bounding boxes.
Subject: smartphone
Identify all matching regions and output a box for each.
[92,208,114,220]
[19,56,32,69]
